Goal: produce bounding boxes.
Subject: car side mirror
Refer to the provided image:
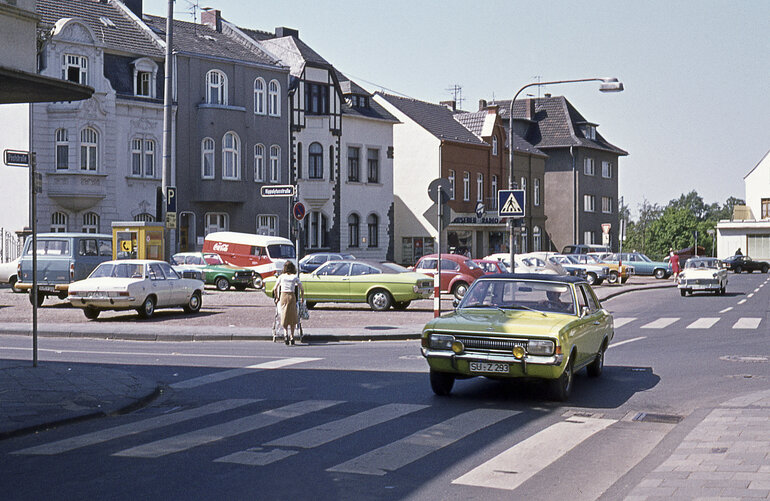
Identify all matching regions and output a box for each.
[580,306,590,317]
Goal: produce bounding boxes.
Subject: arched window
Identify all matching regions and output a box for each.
[222,132,240,180]
[254,77,266,115]
[492,136,498,156]
[308,142,323,179]
[491,175,498,208]
[254,144,265,182]
[82,212,99,233]
[463,172,470,201]
[80,127,98,171]
[367,214,379,248]
[520,227,528,253]
[206,69,227,105]
[201,137,215,179]
[448,170,455,200]
[134,213,155,222]
[477,173,484,202]
[51,212,68,232]
[55,129,69,170]
[269,145,280,182]
[268,80,280,116]
[534,178,541,206]
[348,213,360,248]
[533,226,542,252]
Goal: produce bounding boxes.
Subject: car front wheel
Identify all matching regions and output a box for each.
[368,289,393,311]
[215,277,230,291]
[184,291,202,314]
[607,271,619,284]
[549,356,574,401]
[430,370,455,396]
[762,264,769,273]
[452,281,469,300]
[654,269,667,279]
[734,266,742,274]
[586,272,598,285]
[137,296,156,319]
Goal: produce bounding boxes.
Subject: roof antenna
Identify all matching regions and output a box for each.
[445,84,463,110]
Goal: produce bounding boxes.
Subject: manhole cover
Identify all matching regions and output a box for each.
[632,412,684,424]
[720,355,769,363]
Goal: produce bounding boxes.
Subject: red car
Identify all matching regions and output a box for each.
[472,259,508,275]
[412,253,485,299]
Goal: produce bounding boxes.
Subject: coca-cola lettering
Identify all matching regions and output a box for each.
[212,242,229,252]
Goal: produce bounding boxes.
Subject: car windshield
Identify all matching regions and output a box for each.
[268,244,296,259]
[204,253,225,265]
[685,259,720,269]
[90,262,144,279]
[315,262,350,276]
[459,279,575,315]
[639,254,652,262]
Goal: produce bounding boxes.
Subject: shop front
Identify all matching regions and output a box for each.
[447,212,507,259]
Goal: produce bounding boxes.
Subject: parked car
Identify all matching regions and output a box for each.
[547,254,606,284]
[421,273,614,401]
[68,260,204,320]
[518,252,579,277]
[171,252,255,291]
[558,255,611,285]
[587,252,634,284]
[17,233,113,306]
[677,257,728,296]
[412,253,485,299]
[299,252,356,273]
[0,257,21,293]
[722,255,769,274]
[561,244,610,255]
[472,259,508,274]
[264,260,433,311]
[604,252,671,279]
[202,232,296,288]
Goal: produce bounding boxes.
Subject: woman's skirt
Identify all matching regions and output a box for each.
[279,292,298,327]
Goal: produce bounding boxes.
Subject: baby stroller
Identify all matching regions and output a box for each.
[271,285,304,343]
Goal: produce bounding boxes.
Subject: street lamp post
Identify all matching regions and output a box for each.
[507,78,623,270]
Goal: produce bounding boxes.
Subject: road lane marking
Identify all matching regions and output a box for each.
[733,318,762,329]
[215,403,429,466]
[738,299,747,305]
[719,307,733,313]
[613,317,636,328]
[748,293,754,298]
[640,318,679,329]
[12,399,258,456]
[452,416,616,490]
[609,337,646,349]
[170,357,321,389]
[0,346,312,361]
[326,408,518,476]
[113,400,342,458]
[686,318,720,329]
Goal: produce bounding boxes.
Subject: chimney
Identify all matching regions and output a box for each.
[439,100,456,112]
[201,9,222,32]
[478,99,487,111]
[121,0,142,18]
[275,27,299,38]
[525,98,536,120]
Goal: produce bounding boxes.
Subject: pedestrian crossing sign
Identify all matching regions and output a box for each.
[497,189,526,218]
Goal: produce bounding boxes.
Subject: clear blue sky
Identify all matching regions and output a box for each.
[145,0,770,219]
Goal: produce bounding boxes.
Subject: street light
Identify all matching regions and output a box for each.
[507,77,624,271]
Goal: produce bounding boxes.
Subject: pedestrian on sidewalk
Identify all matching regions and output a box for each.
[669,249,680,279]
[275,260,304,345]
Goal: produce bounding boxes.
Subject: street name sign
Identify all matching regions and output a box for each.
[261,185,295,197]
[4,149,30,167]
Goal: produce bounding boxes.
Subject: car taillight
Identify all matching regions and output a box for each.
[70,263,75,280]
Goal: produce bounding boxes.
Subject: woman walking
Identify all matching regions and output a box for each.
[275,260,303,345]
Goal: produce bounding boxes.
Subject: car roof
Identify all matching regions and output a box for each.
[475,273,587,284]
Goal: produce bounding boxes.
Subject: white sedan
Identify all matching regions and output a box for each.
[678,257,728,296]
[0,257,21,293]
[68,259,204,319]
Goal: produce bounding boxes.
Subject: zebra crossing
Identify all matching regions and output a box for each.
[9,397,667,494]
[613,316,764,330]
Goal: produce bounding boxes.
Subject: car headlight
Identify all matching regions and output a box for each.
[527,339,555,356]
[429,334,456,350]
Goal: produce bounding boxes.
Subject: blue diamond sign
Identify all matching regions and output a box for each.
[497,189,525,218]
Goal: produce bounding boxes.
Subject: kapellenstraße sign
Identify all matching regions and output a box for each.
[4,149,30,167]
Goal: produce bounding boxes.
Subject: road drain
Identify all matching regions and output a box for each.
[632,412,683,424]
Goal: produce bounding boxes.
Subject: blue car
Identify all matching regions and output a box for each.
[605,252,671,279]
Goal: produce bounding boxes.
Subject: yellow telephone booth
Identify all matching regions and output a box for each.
[111,221,165,260]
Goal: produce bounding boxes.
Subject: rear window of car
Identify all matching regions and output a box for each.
[267,244,296,259]
[28,239,70,256]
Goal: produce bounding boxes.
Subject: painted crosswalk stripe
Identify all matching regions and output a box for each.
[215,403,428,466]
[113,400,341,458]
[12,399,259,456]
[686,318,720,329]
[720,307,733,313]
[733,318,762,329]
[452,416,615,490]
[327,408,518,476]
[738,299,747,305]
[641,317,679,329]
[170,357,321,389]
[613,317,636,328]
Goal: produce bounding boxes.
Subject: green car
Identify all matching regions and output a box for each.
[171,252,255,291]
[421,274,614,400]
[263,260,434,311]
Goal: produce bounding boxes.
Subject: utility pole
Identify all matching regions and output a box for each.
[161,0,175,259]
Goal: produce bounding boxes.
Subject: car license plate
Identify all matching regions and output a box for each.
[38,285,55,293]
[469,362,509,374]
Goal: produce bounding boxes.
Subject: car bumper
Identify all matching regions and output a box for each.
[678,280,720,291]
[68,296,138,310]
[422,348,565,379]
[16,282,68,293]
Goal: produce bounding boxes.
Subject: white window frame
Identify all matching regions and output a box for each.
[347,146,360,182]
[62,54,87,85]
[520,176,527,193]
[55,128,69,170]
[367,148,379,183]
[367,213,379,248]
[492,136,498,156]
[257,214,278,236]
[602,196,613,214]
[51,212,68,232]
[348,213,360,248]
[131,137,156,178]
[448,170,455,200]
[476,173,484,202]
[491,175,498,208]
[584,194,596,212]
[584,157,595,176]
[463,172,470,201]
[584,230,595,245]
[201,137,215,179]
[269,145,280,183]
[533,226,542,252]
[206,70,227,105]
[534,178,540,206]
[80,127,98,171]
[254,144,265,182]
[308,142,323,179]
[82,212,99,233]
[205,212,229,236]
[254,77,266,115]
[602,161,612,178]
[268,80,280,117]
[222,131,240,180]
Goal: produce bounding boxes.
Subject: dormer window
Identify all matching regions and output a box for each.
[62,54,88,85]
[582,124,596,140]
[131,58,158,98]
[350,94,369,109]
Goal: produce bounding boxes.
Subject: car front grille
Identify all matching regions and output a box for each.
[455,335,528,354]
[233,271,253,280]
[682,278,717,286]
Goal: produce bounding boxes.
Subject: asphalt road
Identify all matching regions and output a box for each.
[0,272,767,500]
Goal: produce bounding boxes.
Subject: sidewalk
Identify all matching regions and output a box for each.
[0,278,674,440]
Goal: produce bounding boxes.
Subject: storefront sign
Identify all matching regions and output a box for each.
[451,215,503,225]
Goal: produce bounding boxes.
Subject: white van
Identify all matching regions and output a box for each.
[202,232,296,287]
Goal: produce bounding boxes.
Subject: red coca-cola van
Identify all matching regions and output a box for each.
[202,232,296,288]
